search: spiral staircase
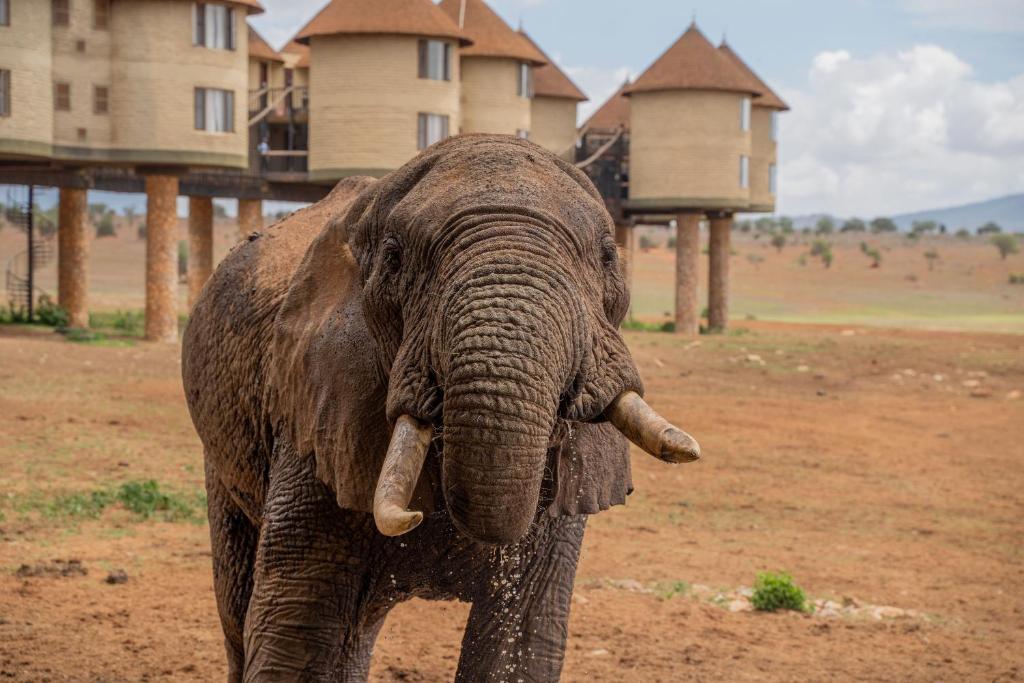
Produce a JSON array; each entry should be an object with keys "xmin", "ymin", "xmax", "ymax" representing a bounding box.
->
[{"xmin": 4, "ymin": 186, "xmax": 56, "ymax": 319}]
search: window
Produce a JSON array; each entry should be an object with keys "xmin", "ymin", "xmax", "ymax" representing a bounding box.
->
[
  {"xmin": 94, "ymin": 0, "xmax": 110, "ymax": 29},
  {"xmin": 769, "ymin": 163, "xmax": 778, "ymax": 195},
  {"xmin": 55, "ymin": 82, "xmax": 71, "ymax": 111},
  {"xmin": 53, "ymin": 0, "xmax": 70, "ymax": 26},
  {"xmin": 418, "ymin": 40, "xmax": 452, "ymax": 81},
  {"xmin": 417, "ymin": 113, "xmax": 449, "ymax": 150},
  {"xmin": 194, "ymin": 88, "xmax": 234, "ymax": 132},
  {"xmin": 0, "ymin": 70, "xmax": 10, "ymax": 117},
  {"xmin": 740, "ymin": 96, "xmax": 751, "ymax": 132},
  {"xmin": 77, "ymin": 127, "xmax": 87, "ymax": 141},
  {"xmin": 740, "ymin": 155, "xmax": 750, "ymax": 189},
  {"xmin": 517, "ymin": 62, "xmax": 533, "ymax": 98},
  {"xmin": 94, "ymin": 85, "xmax": 109, "ymax": 114},
  {"xmin": 0, "ymin": 0, "xmax": 9, "ymax": 26},
  {"xmin": 193, "ymin": 3, "xmax": 235, "ymax": 50},
  {"xmin": 770, "ymin": 111, "xmax": 779, "ymax": 142}
]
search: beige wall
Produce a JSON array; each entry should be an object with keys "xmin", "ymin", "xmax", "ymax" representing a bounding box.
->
[
  {"xmin": 629, "ymin": 90, "xmax": 752, "ymax": 210},
  {"xmin": 108, "ymin": 0, "xmax": 249, "ymax": 168},
  {"xmin": 0, "ymin": 0, "xmax": 53, "ymax": 159},
  {"xmin": 460, "ymin": 57, "xmax": 530, "ymax": 136},
  {"xmin": 309, "ymin": 34, "xmax": 460, "ymax": 181},
  {"xmin": 749, "ymin": 106, "xmax": 777, "ymax": 211},
  {"xmin": 51, "ymin": 0, "xmax": 113, "ymax": 149},
  {"xmin": 530, "ymin": 96, "xmax": 577, "ymax": 159}
]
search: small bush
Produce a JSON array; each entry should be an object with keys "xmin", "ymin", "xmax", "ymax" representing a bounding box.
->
[
  {"xmin": 666, "ymin": 236, "xmax": 677, "ymax": 249},
  {"xmin": 37, "ymin": 480, "xmax": 203, "ymax": 523},
  {"xmin": 992, "ymin": 234, "xmax": 1019, "ymax": 260},
  {"xmin": 1009, "ymin": 274, "xmax": 1024, "ymax": 285},
  {"xmin": 95, "ymin": 212, "xmax": 116, "ymax": 238},
  {"xmin": 638, "ymin": 234, "xmax": 655, "ymax": 251},
  {"xmin": 751, "ymin": 571, "xmax": 807, "ymax": 612},
  {"xmin": 90, "ymin": 309, "xmax": 144, "ymax": 335},
  {"xmin": 35, "ymin": 295, "xmax": 69, "ymax": 328}
]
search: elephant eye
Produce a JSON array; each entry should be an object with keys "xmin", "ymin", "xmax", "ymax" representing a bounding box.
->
[
  {"xmin": 381, "ymin": 238, "xmax": 402, "ymax": 276},
  {"xmin": 600, "ymin": 237, "xmax": 618, "ymax": 269}
]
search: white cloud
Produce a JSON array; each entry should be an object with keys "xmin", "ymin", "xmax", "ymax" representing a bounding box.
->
[
  {"xmin": 247, "ymin": 0, "xmax": 329, "ymax": 49},
  {"xmin": 901, "ymin": 0, "xmax": 1024, "ymax": 33},
  {"xmin": 779, "ymin": 44, "xmax": 1024, "ymax": 216},
  {"xmin": 563, "ymin": 65, "xmax": 633, "ymax": 124}
]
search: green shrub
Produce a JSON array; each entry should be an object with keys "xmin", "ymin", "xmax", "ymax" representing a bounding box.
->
[
  {"xmin": 751, "ymin": 571, "xmax": 807, "ymax": 612},
  {"xmin": 36, "ymin": 480, "xmax": 203, "ymax": 522},
  {"xmin": 95, "ymin": 212, "xmax": 116, "ymax": 238},
  {"xmin": 1009, "ymin": 274, "xmax": 1024, "ymax": 285},
  {"xmin": 992, "ymin": 234, "xmax": 1019, "ymax": 260},
  {"xmin": 35, "ymin": 294, "xmax": 69, "ymax": 328},
  {"xmin": 90, "ymin": 309, "xmax": 144, "ymax": 335}
]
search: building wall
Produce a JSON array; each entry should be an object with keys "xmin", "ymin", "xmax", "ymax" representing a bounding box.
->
[
  {"xmin": 749, "ymin": 106, "xmax": 777, "ymax": 212},
  {"xmin": 108, "ymin": 0, "xmax": 249, "ymax": 168},
  {"xmin": 51, "ymin": 0, "xmax": 112, "ymax": 150},
  {"xmin": 309, "ymin": 34, "xmax": 460, "ymax": 181},
  {"xmin": 460, "ymin": 57, "xmax": 530, "ymax": 136},
  {"xmin": 629, "ymin": 90, "xmax": 752, "ymax": 210},
  {"xmin": 0, "ymin": 0, "xmax": 54, "ymax": 159},
  {"xmin": 529, "ymin": 96, "xmax": 577, "ymax": 159}
]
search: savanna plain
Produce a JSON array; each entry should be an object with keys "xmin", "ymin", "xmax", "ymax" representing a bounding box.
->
[{"xmin": 1, "ymin": 219, "xmax": 1022, "ymax": 681}]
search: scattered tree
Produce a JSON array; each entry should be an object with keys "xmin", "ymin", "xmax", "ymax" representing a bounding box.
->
[
  {"xmin": 840, "ymin": 218, "xmax": 866, "ymax": 233},
  {"xmin": 923, "ymin": 248, "xmax": 939, "ymax": 271},
  {"xmin": 815, "ymin": 217, "xmax": 835, "ymax": 235},
  {"xmin": 955, "ymin": 228, "xmax": 971, "ymax": 239},
  {"xmin": 991, "ymin": 234, "xmax": 1019, "ymax": 260},
  {"xmin": 810, "ymin": 239, "xmax": 833, "ymax": 268},
  {"xmin": 736, "ymin": 220, "xmax": 753, "ymax": 233},
  {"xmin": 977, "ymin": 221, "xmax": 1003, "ymax": 235},
  {"xmin": 214, "ymin": 202, "xmax": 229, "ymax": 219},
  {"xmin": 755, "ymin": 216, "xmax": 776, "ymax": 233},
  {"xmin": 638, "ymin": 234, "xmax": 655, "ymax": 251},
  {"xmin": 860, "ymin": 241, "xmax": 882, "ymax": 268},
  {"xmin": 870, "ymin": 217, "xmax": 898, "ymax": 234},
  {"xmin": 777, "ymin": 216, "xmax": 795, "ymax": 234},
  {"xmin": 911, "ymin": 220, "xmax": 938, "ymax": 237},
  {"xmin": 177, "ymin": 240, "xmax": 188, "ymax": 281},
  {"xmin": 666, "ymin": 236, "xmax": 677, "ymax": 249},
  {"xmin": 770, "ymin": 233, "xmax": 787, "ymax": 253},
  {"xmin": 95, "ymin": 211, "xmax": 116, "ymax": 238}
]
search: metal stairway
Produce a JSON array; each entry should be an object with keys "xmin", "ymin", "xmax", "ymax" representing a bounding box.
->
[{"xmin": 4, "ymin": 186, "xmax": 56, "ymax": 319}]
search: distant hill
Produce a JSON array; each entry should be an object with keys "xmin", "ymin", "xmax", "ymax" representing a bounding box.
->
[
  {"xmin": 788, "ymin": 194, "xmax": 1023, "ymax": 233},
  {"xmin": 890, "ymin": 194, "xmax": 1023, "ymax": 233}
]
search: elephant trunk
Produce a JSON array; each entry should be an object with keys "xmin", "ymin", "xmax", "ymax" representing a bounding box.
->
[{"xmin": 439, "ymin": 261, "xmax": 576, "ymax": 545}]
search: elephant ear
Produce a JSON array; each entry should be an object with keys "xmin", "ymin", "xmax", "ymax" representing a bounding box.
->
[
  {"xmin": 546, "ymin": 421, "xmax": 633, "ymax": 517},
  {"xmin": 269, "ymin": 177, "xmax": 437, "ymax": 514}
]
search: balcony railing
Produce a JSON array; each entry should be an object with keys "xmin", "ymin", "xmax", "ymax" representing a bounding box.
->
[
  {"xmin": 248, "ymin": 86, "xmax": 309, "ymax": 125},
  {"xmin": 250, "ymin": 149, "xmax": 309, "ymax": 175}
]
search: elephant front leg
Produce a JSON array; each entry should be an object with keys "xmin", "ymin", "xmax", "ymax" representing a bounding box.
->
[
  {"xmin": 243, "ymin": 445, "xmax": 385, "ymax": 682},
  {"xmin": 455, "ymin": 515, "xmax": 587, "ymax": 683}
]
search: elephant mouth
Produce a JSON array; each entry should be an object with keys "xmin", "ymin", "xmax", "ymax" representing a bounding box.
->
[{"xmin": 371, "ymin": 392, "xmax": 700, "ymax": 541}]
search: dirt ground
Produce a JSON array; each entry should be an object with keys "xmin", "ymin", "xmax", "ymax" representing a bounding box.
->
[{"xmin": 1, "ymin": 320, "xmax": 1022, "ymax": 681}]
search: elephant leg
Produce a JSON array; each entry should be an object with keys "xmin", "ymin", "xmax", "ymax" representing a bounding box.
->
[
  {"xmin": 455, "ymin": 515, "xmax": 587, "ymax": 683},
  {"xmin": 206, "ymin": 461, "xmax": 259, "ymax": 683},
  {"xmin": 243, "ymin": 442, "xmax": 383, "ymax": 682}
]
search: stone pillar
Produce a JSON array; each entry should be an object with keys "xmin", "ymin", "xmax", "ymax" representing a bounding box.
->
[
  {"xmin": 237, "ymin": 198, "xmax": 262, "ymax": 240},
  {"xmin": 144, "ymin": 175, "xmax": 180, "ymax": 343},
  {"xmin": 614, "ymin": 222, "xmax": 634, "ymax": 293},
  {"xmin": 57, "ymin": 187, "xmax": 90, "ymax": 329},
  {"xmin": 708, "ymin": 213, "xmax": 733, "ymax": 333},
  {"xmin": 674, "ymin": 213, "xmax": 702, "ymax": 335},
  {"xmin": 187, "ymin": 197, "xmax": 214, "ymax": 308}
]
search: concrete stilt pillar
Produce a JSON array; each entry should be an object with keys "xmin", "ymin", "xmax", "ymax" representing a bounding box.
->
[
  {"xmin": 674, "ymin": 213, "xmax": 702, "ymax": 335},
  {"xmin": 237, "ymin": 198, "xmax": 262, "ymax": 240},
  {"xmin": 57, "ymin": 187, "xmax": 90, "ymax": 328},
  {"xmin": 708, "ymin": 213, "xmax": 733, "ymax": 333},
  {"xmin": 144, "ymin": 175, "xmax": 180, "ymax": 343},
  {"xmin": 187, "ymin": 197, "xmax": 214, "ymax": 308}
]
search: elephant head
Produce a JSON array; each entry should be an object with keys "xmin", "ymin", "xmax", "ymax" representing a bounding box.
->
[{"xmin": 272, "ymin": 135, "xmax": 698, "ymax": 545}]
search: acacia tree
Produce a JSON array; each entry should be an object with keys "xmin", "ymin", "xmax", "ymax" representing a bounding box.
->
[
  {"xmin": 770, "ymin": 233, "xmax": 787, "ymax": 253},
  {"xmin": 870, "ymin": 217, "xmax": 898, "ymax": 233},
  {"xmin": 991, "ymin": 234, "xmax": 1019, "ymax": 260}
]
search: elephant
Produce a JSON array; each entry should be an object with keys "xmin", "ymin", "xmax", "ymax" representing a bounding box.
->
[{"xmin": 181, "ymin": 134, "xmax": 700, "ymax": 682}]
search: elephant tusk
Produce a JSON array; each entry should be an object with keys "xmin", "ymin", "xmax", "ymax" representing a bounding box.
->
[
  {"xmin": 373, "ymin": 415, "xmax": 434, "ymax": 537},
  {"xmin": 604, "ymin": 391, "xmax": 701, "ymax": 464}
]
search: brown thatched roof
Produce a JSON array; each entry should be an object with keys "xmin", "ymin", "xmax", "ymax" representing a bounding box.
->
[
  {"xmin": 719, "ymin": 42, "xmax": 789, "ymax": 110},
  {"xmin": 438, "ymin": 0, "xmax": 546, "ymax": 65},
  {"xmin": 625, "ymin": 23, "xmax": 758, "ymax": 97},
  {"xmin": 581, "ymin": 80, "xmax": 631, "ymax": 132},
  {"xmin": 249, "ymin": 27, "xmax": 284, "ymax": 62},
  {"xmin": 281, "ymin": 39, "xmax": 311, "ymax": 68},
  {"xmin": 519, "ymin": 31, "xmax": 586, "ymax": 101},
  {"xmin": 296, "ymin": 0, "xmax": 471, "ymax": 45}
]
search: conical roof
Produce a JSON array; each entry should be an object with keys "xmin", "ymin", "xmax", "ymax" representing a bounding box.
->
[
  {"xmin": 249, "ymin": 27, "xmax": 284, "ymax": 62},
  {"xmin": 438, "ymin": 0, "xmax": 546, "ymax": 65},
  {"xmin": 624, "ymin": 23, "xmax": 758, "ymax": 97},
  {"xmin": 296, "ymin": 0, "xmax": 471, "ymax": 46},
  {"xmin": 719, "ymin": 42, "xmax": 789, "ymax": 110},
  {"xmin": 519, "ymin": 31, "xmax": 586, "ymax": 101},
  {"xmin": 281, "ymin": 38, "xmax": 310, "ymax": 68},
  {"xmin": 581, "ymin": 80, "xmax": 631, "ymax": 132}
]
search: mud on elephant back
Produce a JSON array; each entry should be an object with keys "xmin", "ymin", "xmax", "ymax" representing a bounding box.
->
[{"xmin": 181, "ymin": 134, "xmax": 701, "ymax": 682}]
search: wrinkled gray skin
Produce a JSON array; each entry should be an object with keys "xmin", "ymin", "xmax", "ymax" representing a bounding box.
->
[{"xmin": 182, "ymin": 135, "xmax": 646, "ymax": 682}]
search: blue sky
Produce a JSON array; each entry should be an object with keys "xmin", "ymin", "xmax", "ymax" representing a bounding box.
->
[{"xmin": 248, "ymin": 0, "xmax": 1024, "ymax": 217}]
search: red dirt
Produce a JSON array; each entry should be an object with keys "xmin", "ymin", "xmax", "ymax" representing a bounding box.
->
[{"xmin": 1, "ymin": 323, "xmax": 1022, "ymax": 681}]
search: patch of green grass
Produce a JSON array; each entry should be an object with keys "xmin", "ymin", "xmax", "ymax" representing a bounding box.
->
[
  {"xmin": 653, "ymin": 580, "xmax": 690, "ymax": 600},
  {"xmin": 16, "ymin": 480, "xmax": 205, "ymax": 524},
  {"xmin": 89, "ymin": 310, "xmax": 145, "ymax": 336},
  {"xmin": 63, "ymin": 328, "xmax": 135, "ymax": 347},
  {"xmin": 621, "ymin": 318, "xmax": 676, "ymax": 333},
  {"xmin": 751, "ymin": 571, "xmax": 808, "ymax": 613}
]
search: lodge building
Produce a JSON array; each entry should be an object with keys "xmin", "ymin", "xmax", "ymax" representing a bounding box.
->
[{"xmin": 0, "ymin": 1, "xmax": 783, "ymax": 338}]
